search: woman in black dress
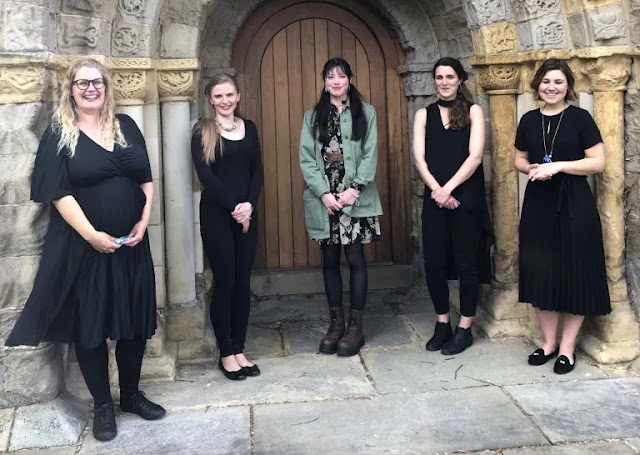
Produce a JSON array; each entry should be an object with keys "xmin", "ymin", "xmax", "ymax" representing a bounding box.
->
[
  {"xmin": 413, "ymin": 57, "xmax": 492, "ymax": 355},
  {"xmin": 6, "ymin": 58, "xmax": 165, "ymax": 441},
  {"xmin": 515, "ymin": 59, "xmax": 610, "ymax": 374},
  {"xmin": 191, "ymin": 74, "xmax": 263, "ymax": 381}
]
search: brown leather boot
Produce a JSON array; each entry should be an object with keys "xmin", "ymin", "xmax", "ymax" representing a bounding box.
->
[
  {"xmin": 336, "ymin": 309, "xmax": 365, "ymax": 356},
  {"xmin": 318, "ymin": 306, "xmax": 345, "ymax": 354}
]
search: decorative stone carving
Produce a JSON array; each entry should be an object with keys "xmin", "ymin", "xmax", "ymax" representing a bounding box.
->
[
  {"xmin": 535, "ymin": 20, "xmax": 564, "ymax": 46},
  {"xmin": 157, "ymin": 71, "xmax": 195, "ymax": 101},
  {"xmin": 476, "ymin": 22, "xmax": 517, "ymax": 55},
  {"xmin": 469, "ymin": 0, "xmax": 510, "ymax": 27},
  {"xmin": 0, "ymin": 66, "xmax": 54, "ymax": 104},
  {"xmin": 112, "ymin": 23, "xmax": 152, "ymax": 57},
  {"xmin": 581, "ymin": 56, "xmax": 632, "ymax": 92},
  {"xmin": 477, "ymin": 65, "xmax": 521, "ymax": 93},
  {"xmin": 119, "ymin": 0, "xmax": 146, "ymax": 17},
  {"xmin": 3, "ymin": 5, "xmax": 56, "ymax": 52},
  {"xmin": 590, "ymin": 9, "xmax": 627, "ymax": 41},
  {"xmin": 58, "ymin": 16, "xmax": 110, "ymax": 54},
  {"xmin": 117, "ymin": 0, "xmax": 162, "ymax": 25},
  {"xmin": 398, "ymin": 64, "xmax": 436, "ymax": 96},
  {"xmin": 112, "ymin": 70, "xmax": 147, "ymax": 104},
  {"xmin": 63, "ymin": 0, "xmax": 104, "ymax": 13},
  {"xmin": 513, "ymin": 0, "xmax": 561, "ymax": 21}
]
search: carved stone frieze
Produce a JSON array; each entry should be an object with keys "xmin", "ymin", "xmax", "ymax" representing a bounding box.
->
[
  {"xmin": 157, "ymin": 71, "xmax": 195, "ymax": 101},
  {"xmin": 590, "ymin": 9, "xmax": 627, "ymax": 42},
  {"xmin": 476, "ymin": 64, "xmax": 521, "ymax": 93},
  {"xmin": 0, "ymin": 66, "xmax": 52, "ymax": 104},
  {"xmin": 119, "ymin": 0, "xmax": 146, "ymax": 17},
  {"xmin": 398, "ymin": 64, "xmax": 436, "ymax": 96},
  {"xmin": 112, "ymin": 70, "xmax": 147, "ymax": 105},
  {"xmin": 535, "ymin": 20, "xmax": 565, "ymax": 46},
  {"xmin": 112, "ymin": 22, "xmax": 152, "ymax": 57},
  {"xmin": 513, "ymin": 0, "xmax": 561, "ymax": 22},
  {"xmin": 475, "ymin": 22, "xmax": 517, "ymax": 55},
  {"xmin": 468, "ymin": 0, "xmax": 510, "ymax": 27},
  {"xmin": 117, "ymin": 0, "xmax": 162, "ymax": 25},
  {"xmin": 58, "ymin": 16, "xmax": 110, "ymax": 54},
  {"xmin": 580, "ymin": 55, "xmax": 632, "ymax": 91}
]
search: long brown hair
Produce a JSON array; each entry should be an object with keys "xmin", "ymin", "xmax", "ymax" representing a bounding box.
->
[
  {"xmin": 194, "ymin": 74, "xmax": 240, "ymax": 164},
  {"xmin": 432, "ymin": 57, "xmax": 471, "ymax": 130},
  {"xmin": 54, "ymin": 58, "xmax": 126, "ymax": 157}
]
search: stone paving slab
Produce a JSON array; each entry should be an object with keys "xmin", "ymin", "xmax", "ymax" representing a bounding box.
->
[
  {"xmin": 139, "ymin": 354, "xmax": 374, "ymax": 410},
  {"xmin": 627, "ymin": 438, "xmax": 640, "ymax": 452},
  {"xmin": 244, "ymin": 324, "xmax": 283, "ymax": 358},
  {"xmin": 8, "ymin": 447, "xmax": 77, "ymax": 455},
  {"xmin": 249, "ymin": 295, "xmax": 326, "ymax": 325},
  {"xmin": 0, "ymin": 408, "xmax": 14, "ymax": 452},
  {"xmin": 505, "ymin": 378, "xmax": 640, "ymax": 443},
  {"xmin": 253, "ymin": 386, "xmax": 547, "ymax": 455},
  {"xmin": 78, "ymin": 407, "xmax": 250, "ymax": 455},
  {"xmin": 362, "ymin": 339, "xmax": 607, "ymax": 394},
  {"xmin": 502, "ymin": 441, "xmax": 637, "ymax": 454}
]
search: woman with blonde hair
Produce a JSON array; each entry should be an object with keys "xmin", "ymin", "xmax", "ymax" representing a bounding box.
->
[
  {"xmin": 6, "ymin": 58, "xmax": 165, "ymax": 441},
  {"xmin": 191, "ymin": 74, "xmax": 263, "ymax": 380}
]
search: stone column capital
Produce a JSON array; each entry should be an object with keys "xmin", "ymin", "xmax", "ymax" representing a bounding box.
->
[
  {"xmin": 398, "ymin": 64, "xmax": 436, "ymax": 97},
  {"xmin": 475, "ymin": 64, "xmax": 521, "ymax": 95},
  {"xmin": 0, "ymin": 63, "xmax": 55, "ymax": 104},
  {"xmin": 112, "ymin": 70, "xmax": 148, "ymax": 106},
  {"xmin": 579, "ymin": 55, "xmax": 632, "ymax": 92},
  {"xmin": 157, "ymin": 70, "xmax": 197, "ymax": 102}
]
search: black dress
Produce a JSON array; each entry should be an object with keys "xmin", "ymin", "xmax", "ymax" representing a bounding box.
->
[
  {"xmin": 6, "ymin": 114, "xmax": 157, "ymax": 349},
  {"xmin": 516, "ymin": 105, "xmax": 611, "ymax": 315}
]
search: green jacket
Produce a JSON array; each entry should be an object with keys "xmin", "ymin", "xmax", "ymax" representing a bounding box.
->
[{"xmin": 299, "ymin": 100, "xmax": 383, "ymax": 240}]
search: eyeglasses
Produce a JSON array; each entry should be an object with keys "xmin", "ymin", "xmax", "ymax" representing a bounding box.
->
[{"xmin": 72, "ymin": 78, "xmax": 105, "ymax": 90}]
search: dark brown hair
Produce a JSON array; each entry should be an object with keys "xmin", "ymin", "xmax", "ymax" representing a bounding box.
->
[
  {"xmin": 432, "ymin": 57, "xmax": 471, "ymax": 130},
  {"xmin": 530, "ymin": 58, "xmax": 577, "ymax": 101}
]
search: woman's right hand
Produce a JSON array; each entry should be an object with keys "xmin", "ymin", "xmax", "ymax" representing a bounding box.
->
[
  {"xmin": 443, "ymin": 196, "xmax": 460, "ymax": 210},
  {"xmin": 321, "ymin": 193, "xmax": 343, "ymax": 215},
  {"xmin": 88, "ymin": 231, "xmax": 121, "ymax": 254}
]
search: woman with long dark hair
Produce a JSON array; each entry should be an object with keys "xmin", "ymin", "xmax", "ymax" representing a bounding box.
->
[
  {"xmin": 191, "ymin": 74, "xmax": 264, "ymax": 380},
  {"xmin": 515, "ymin": 59, "xmax": 610, "ymax": 374},
  {"xmin": 300, "ymin": 58, "xmax": 382, "ymax": 357},
  {"xmin": 413, "ymin": 57, "xmax": 493, "ymax": 355}
]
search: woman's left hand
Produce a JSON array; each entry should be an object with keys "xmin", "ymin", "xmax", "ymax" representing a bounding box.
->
[
  {"xmin": 431, "ymin": 187, "xmax": 452, "ymax": 208},
  {"xmin": 122, "ymin": 220, "xmax": 148, "ymax": 247},
  {"xmin": 529, "ymin": 162, "xmax": 562, "ymax": 181},
  {"xmin": 232, "ymin": 202, "xmax": 253, "ymax": 224},
  {"xmin": 336, "ymin": 188, "xmax": 359, "ymax": 206}
]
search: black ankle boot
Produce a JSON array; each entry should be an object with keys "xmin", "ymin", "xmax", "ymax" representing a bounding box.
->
[
  {"xmin": 319, "ymin": 306, "xmax": 345, "ymax": 354},
  {"xmin": 441, "ymin": 326, "xmax": 473, "ymax": 355},
  {"xmin": 120, "ymin": 391, "xmax": 166, "ymax": 420},
  {"xmin": 425, "ymin": 321, "xmax": 452, "ymax": 351},
  {"xmin": 93, "ymin": 402, "xmax": 117, "ymax": 441},
  {"xmin": 336, "ymin": 309, "xmax": 365, "ymax": 356}
]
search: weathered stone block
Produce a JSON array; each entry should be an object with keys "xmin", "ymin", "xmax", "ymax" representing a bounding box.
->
[
  {"xmin": 0, "ymin": 155, "xmax": 34, "ymax": 205},
  {"xmin": 567, "ymin": 12, "xmax": 590, "ymax": 48},
  {"xmin": 0, "ymin": 407, "xmax": 14, "ymax": 452},
  {"xmin": 111, "ymin": 21, "xmax": 153, "ymax": 57},
  {"xmin": 177, "ymin": 335, "xmax": 216, "ymax": 362},
  {"xmin": 0, "ymin": 344, "xmax": 63, "ymax": 407},
  {"xmin": 512, "ymin": 0, "xmax": 562, "ymax": 22},
  {"xmin": 149, "ymin": 178, "xmax": 162, "ymax": 225},
  {"xmin": 0, "ymin": 103, "xmax": 53, "ymax": 156},
  {"xmin": 57, "ymin": 14, "xmax": 111, "ymax": 55},
  {"xmin": 586, "ymin": 4, "xmax": 629, "ymax": 46},
  {"xmin": 154, "ymin": 264, "xmax": 166, "ymax": 309},
  {"xmin": 161, "ymin": 23, "xmax": 199, "ymax": 59},
  {"xmin": 61, "ymin": 0, "xmax": 116, "ymax": 22},
  {"xmin": 166, "ymin": 300, "xmax": 205, "ymax": 341},
  {"xmin": 519, "ymin": 17, "xmax": 567, "ymax": 50},
  {"xmin": 130, "ymin": 0, "xmax": 180, "ymax": 25},
  {"xmin": 629, "ymin": 9, "xmax": 640, "ymax": 44},
  {"xmin": 465, "ymin": 0, "xmax": 512, "ymax": 27},
  {"xmin": 2, "ymin": 3, "xmax": 56, "ymax": 52},
  {"xmin": 147, "ymin": 223, "xmax": 164, "ymax": 267},
  {"xmin": 0, "ymin": 204, "xmax": 49, "ymax": 257}
]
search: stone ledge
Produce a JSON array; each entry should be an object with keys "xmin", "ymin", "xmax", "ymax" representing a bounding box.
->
[{"xmin": 470, "ymin": 45, "xmax": 640, "ymax": 65}]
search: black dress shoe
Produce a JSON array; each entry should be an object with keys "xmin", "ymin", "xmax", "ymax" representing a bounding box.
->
[
  {"xmin": 93, "ymin": 403, "xmax": 117, "ymax": 441},
  {"xmin": 425, "ymin": 321, "xmax": 452, "ymax": 351},
  {"xmin": 120, "ymin": 391, "xmax": 166, "ymax": 420},
  {"xmin": 553, "ymin": 355, "xmax": 575, "ymax": 374},
  {"xmin": 241, "ymin": 364, "xmax": 261, "ymax": 377},
  {"xmin": 440, "ymin": 326, "xmax": 473, "ymax": 355},
  {"xmin": 218, "ymin": 358, "xmax": 246, "ymax": 381},
  {"xmin": 528, "ymin": 347, "xmax": 559, "ymax": 366}
]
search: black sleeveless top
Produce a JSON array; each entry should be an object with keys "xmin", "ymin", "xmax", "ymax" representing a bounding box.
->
[{"xmin": 424, "ymin": 102, "xmax": 493, "ymax": 283}]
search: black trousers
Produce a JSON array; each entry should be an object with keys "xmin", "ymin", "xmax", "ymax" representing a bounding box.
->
[
  {"xmin": 422, "ymin": 199, "xmax": 481, "ymax": 317},
  {"xmin": 201, "ymin": 203, "xmax": 257, "ymax": 357},
  {"xmin": 75, "ymin": 339, "xmax": 146, "ymax": 408}
]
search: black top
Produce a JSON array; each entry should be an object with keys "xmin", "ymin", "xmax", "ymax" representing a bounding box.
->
[
  {"xmin": 7, "ymin": 114, "xmax": 157, "ymax": 348},
  {"xmin": 191, "ymin": 119, "xmax": 263, "ymax": 211}
]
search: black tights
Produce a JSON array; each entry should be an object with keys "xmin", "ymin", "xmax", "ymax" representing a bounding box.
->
[
  {"xmin": 321, "ymin": 243, "xmax": 368, "ymax": 310},
  {"xmin": 75, "ymin": 339, "xmax": 146, "ymax": 408}
]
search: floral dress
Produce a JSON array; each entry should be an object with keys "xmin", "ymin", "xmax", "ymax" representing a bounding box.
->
[{"xmin": 317, "ymin": 105, "xmax": 381, "ymax": 245}]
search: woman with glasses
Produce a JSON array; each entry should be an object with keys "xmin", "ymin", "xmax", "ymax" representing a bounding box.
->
[{"xmin": 6, "ymin": 58, "xmax": 165, "ymax": 441}]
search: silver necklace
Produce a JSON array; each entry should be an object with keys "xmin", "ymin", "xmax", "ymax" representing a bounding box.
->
[
  {"xmin": 215, "ymin": 116, "xmax": 237, "ymax": 132},
  {"xmin": 541, "ymin": 108, "xmax": 565, "ymax": 163}
]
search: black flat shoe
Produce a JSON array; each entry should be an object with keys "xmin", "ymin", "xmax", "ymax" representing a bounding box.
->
[
  {"xmin": 440, "ymin": 326, "xmax": 472, "ymax": 355},
  {"xmin": 554, "ymin": 355, "xmax": 575, "ymax": 374},
  {"xmin": 425, "ymin": 321, "xmax": 452, "ymax": 351},
  {"xmin": 120, "ymin": 391, "xmax": 166, "ymax": 420},
  {"xmin": 528, "ymin": 347, "xmax": 559, "ymax": 366},
  {"xmin": 218, "ymin": 358, "xmax": 246, "ymax": 381},
  {"xmin": 241, "ymin": 364, "xmax": 261, "ymax": 377},
  {"xmin": 93, "ymin": 403, "xmax": 117, "ymax": 442}
]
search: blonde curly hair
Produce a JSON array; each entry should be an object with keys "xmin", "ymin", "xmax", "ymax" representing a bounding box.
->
[{"xmin": 54, "ymin": 58, "xmax": 127, "ymax": 157}]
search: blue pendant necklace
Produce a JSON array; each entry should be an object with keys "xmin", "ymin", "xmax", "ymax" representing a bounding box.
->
[{"xmin": 541, "ymin": 108, "xmax": 565, "ymax": 163}]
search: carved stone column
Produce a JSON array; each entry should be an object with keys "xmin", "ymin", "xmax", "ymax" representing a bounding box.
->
[
  {"xmin": 579, "ymin": 56, "xmax": 640, "ymax": 363},
  {"xmin": 474, "ymin": 64, "xmax": 528, "ymax": 337},
  {"xmin": 157, "ymin": 62, "xmax": 205, "ymax": 348}
]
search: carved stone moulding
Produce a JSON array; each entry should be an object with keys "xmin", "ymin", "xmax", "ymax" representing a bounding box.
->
[
  {"xmin": 398, "ymin": 63, "xmax": 436, "ymax": 97},
  {"xmin": 476, "ymin": 64, "xmax": 521, "ymax": 94},
  {"xmin": 157, "ymin": 70, "xmax": 196, "ymax": 102},
  {"xmin": 472, "ymin": 22, "xmax": 518, "ymax": 56},
  {"xmin": 579, "ymin": 55, "xmax": 632, "ymax": 91},
  {"xmin": 112, "ymin": 70, "xmax": 147, "ymax": 105},
  {"xmin": 0, "ymin": 65, "xmax": 55, "ymax": 104}
]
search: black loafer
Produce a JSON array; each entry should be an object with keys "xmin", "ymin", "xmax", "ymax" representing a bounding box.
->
[
  {"xmin": 528, "ymin": 347, "xmax": 559, "ymax": 366},
  {"xmin": 553, "ymin": 355, "xmax": 575, "ymax": 374},
  {"xmin": 218, "ymin": 358, "xmax": 246, "ymax": 381},
  {"xmin": 93, "ymin": 403, "xmax": 117, "ymax": 441},
  {"xmin": 120, "ymin": 391, "xmax": 166, "ymax": 420},
  {"xmin": 241, "ymin": 364, "xmax": 261, "ymax": 377}
]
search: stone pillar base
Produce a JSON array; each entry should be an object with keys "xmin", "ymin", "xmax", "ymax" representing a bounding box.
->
[{"xmin": 579, "ymin": 334, "xmax": 640, "ymax": 364}]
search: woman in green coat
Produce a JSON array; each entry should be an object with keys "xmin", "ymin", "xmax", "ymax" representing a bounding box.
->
[{"xmin": 299, "ymin": 58, "xmax": 383, "ymax": 357}]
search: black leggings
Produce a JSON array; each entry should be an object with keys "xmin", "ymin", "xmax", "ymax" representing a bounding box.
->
[
  {"xmin": 422, "ymin": 200, "xmax": 482, "ymax": 317},
  {"xmin": 201, "ymin": 204, "xmax": 257, "ymax": 357},
  {"xmin": 321, "ymin": 243, "xmax": 367, "ymax": 311},
  {"xmin": 75, "ymin": 339, "xmax": 146, "ymax": 408}
]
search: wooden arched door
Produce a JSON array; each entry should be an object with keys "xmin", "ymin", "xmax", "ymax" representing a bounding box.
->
[{"xmin": 232, "ymin": 0, "xmax": 410, "ymax": 270}]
